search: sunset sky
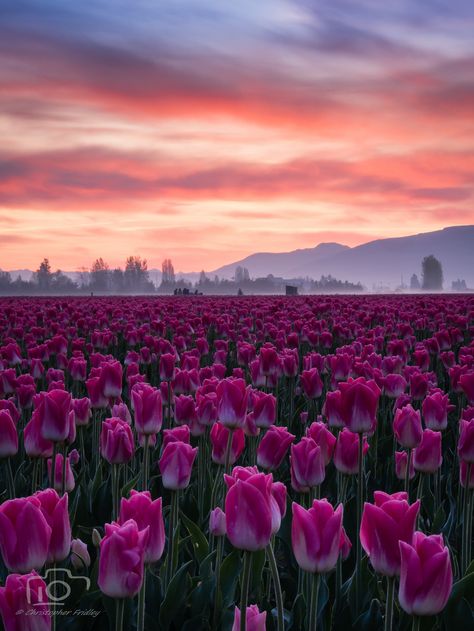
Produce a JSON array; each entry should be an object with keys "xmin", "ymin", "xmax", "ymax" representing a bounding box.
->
[{"xmin": 1, "ymin": 0, "xmax": 473, "ymax": 272}]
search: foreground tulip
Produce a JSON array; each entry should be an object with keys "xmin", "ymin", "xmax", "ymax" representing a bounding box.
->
[
  {"xmin": 399, "ymin": 532, "xmax": 452, "ymax": 616},
  {"xmin": 0, "ymin": 571, "xmax": 50, "ymax": 631},
  {"xmin": 232, "ymin": 604, "xmax": 267, "ymax": 631},
  {"xmin": 257, "ymin": 425, "xmax": 295, "ymax": 470},
  {"xmin": 0, "ymin": 497, "xmax": 52, "ymax": 572},
  {"xmin": 216, "ymin": 378, "xmax": 248, "ymax": 429},
  {"xmin": 413, "ymin": 429, "xmax": 442, "ymax": 473},
  {"xmin": 0, "ymin": 410, "xmax": 18, "ymax": 458},
  {"xmin": 333, "ymin": 429, "xmax": 369, "ymax": 475},
  {"xmin": 40, "ymin": 389, "xmax": 72, "ymax": 443},
  {"xmin": 292, "ymin": 499, "xmax": 343, "ymax": 573},
  {"xmin": 100, "ymin": 417, "xmax": 134, "ymax": 464},
  {"xmin": 159, "ymin": 441, "xmax": 197, "ymax": 490},
  {"xmin": 422, "ymin": 391, "xmax": 454, "ymax": 431},
  {"xmin": 290, "ymin": 438, "xmax": 325, "ymax": 492},
  {"xmin": 71, "ymin": 538, "xmax": 91, "ymax": 570},
  {"xmin": 292, "ymin": 499, "xmax": 343, "ymax": 631},
  {"xmin": 393, "ymin": 405, "xmax": 423, "ymax": 449},
  {"xmin": 119, "ymin": 491, "xmax": 165, "ymax": 563},
  {"xmin": 98, "ymin": 519, "xmax": 149, "ymax": 598},
  {"xmin": 360, "ymin": 491, "xmax": 420, "ymax": 576},
  {"xmin": 35, "ymin": 489, "xmax": 71, "ymax": 562},
  {"xmin": 339, "ymin": 377, "xmax": 380, "ymax": 434},
  {"xmin": 211, "ymin": 422, "xmax": 245, "ymax": 466},
  {"xmin": 225, "ymin": 475, "xmax": 272, "ymax": 551}
]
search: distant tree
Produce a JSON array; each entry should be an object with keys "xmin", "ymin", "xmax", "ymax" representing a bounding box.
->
[
  {"xmin": 90, "ymin": 258, "xmax": 110, "ymax": 291},
  {"xmin": 162, "ymin": 259, "xmax": 175, "ymax": 285},
  {"xmin": 410, "ymin": 273, "xmax": 421, "ymax": 290},
  {"xmin": 421, "ymin": 255, "xmax": 443, "ymax": 290},
  {"xmin": 51, "ymin": 270, "xmax": 77, "ymax": 292},
  {"xmin": 0, "ymin": 271, "xmax": 12, "ymax": 291},
  {"xmin": 124, "ymin": 256, "xmax": 150, "ymax": 291},
  {"xmin": 111, "ymin": 268, "xmax": 125, "ymax": 292},
  {"xmin": 35, "ymin": 258, "xmax": 52, "ymax": 290},
  {"xmin": 235, "ymin": 266, "xmax": 250, "ymax": 284},
  {"xmin": 77, "ymin": 266, "xmax": 90, "ymax": 288},
  {"xmin": 198, "ymin": 270, "xmax": 208, "ymax": 285},
  {"xmin": 452, "ymin": 279, "xmax": 467, "ymax": 291}
]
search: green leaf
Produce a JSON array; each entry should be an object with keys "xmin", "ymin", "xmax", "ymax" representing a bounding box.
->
[
  {"xmin": 220, "ymin": 549, "xmax": 242, "ymax": 608},
  {"xmin": 159, "ymin": 560, "xmax": 193, "ymax": 630},
  {"xmin": 181, "ymin": 512, "xmax": 209, "ymax": 564}
]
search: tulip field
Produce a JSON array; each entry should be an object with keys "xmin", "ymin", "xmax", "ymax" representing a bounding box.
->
[{"xmin": 1, "ymin": 294, "xmax": 474, "ymax": 631}]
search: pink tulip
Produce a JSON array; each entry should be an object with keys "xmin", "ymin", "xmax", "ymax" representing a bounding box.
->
[
  {"xmin": 290, "ymin": 438, "xmax": 325, "ymax": 492},
  {"xmin": 300, "ymin": 368, "xmax": 323, "ymax": 399},
  {"xmin": 413, "ymin": 429, "xmax": 442, "ymax": 473},
  {"xmin": 224, "ymin": 471, "xmax": 272, "ymax": 551},
  {"xmin": 131, "ymin": 384, "xmax": 162, "ymax": 435},
  {"xmin": 399, "ymin": 532, "xmax": 452, "ymax": 616},
  {"xmin": 0, "ymin": 497, "xmax": 52, "ymax": 572},
  {"xmin": 160, "ymin": 353, "xmax": 176, "ymax": 381},
  {"xmin": 111, "ymin": 401, "xmax": 132, "ymax": 424},
  {"xmin": 291, "ymin": 499, "xmax": 343, "ymax": 573},
  {"xmin": 159, "ymin": 441, "xmax": 197, "ymax": 490},
  {"xmin": 24, "ymin": 408, "xmax": 53, "ymax": 458},
  {"xmin": 360, "ymin": 491, "xmax": 420, "ymax": 576},
  {"xmin": 162, "ymin": 425, "xmax": 191, "ymax": 448},
  {"xmin": 216, "ymin": 378, "xmax": 248, "ymax": 429},
  {"xmin": 339, "ymin": 527, "xmax": 352, "ymax": 560},
  {"xmin": 393, "ymin": 405, "xmax": 423, "ymax": 449},
  {"xmin": 395, "ymin": 451, "xmax": 415, "ymax": 481},
  {"xmin": 251, "ymin": 391, "xmax": 276, "ymax": 429},
  {"xmin": 100, "ymin": 360, "xmax": 122, "ymax": 399},
  {"xmin": 210, "ymin": 422, "xmax": 245, "ymax": 466},
  {"xmin": 322, "ymin": 390, "xmax": 344, "ymax": 428},
  {"xmin": 257, "ymin": 426, "xmax": 295, "ymax": 470},
  {"xmin": 0, "ymin": 410, "xmax": 18, "ymax": 458},
  {"xmin": 100, "ymin": 417, "xmax": 134, "ymax": 464},
  {"xmin": 72, "ymin": 397, "xmax": 91, "ymax": 426},
  {"xmin": 458, "ymin": 418, "xmax": 474, "ymax": 463},
  {"xmin": 34, "ymin": 489, "xmax": 71, "ymax": 563},
  {"xmin": 71, "ymin": 538, "xmax": 91, "ymax": 570},
  {"xmin": 0, "ymin": 571, "xmax": 51, "ymax": 631},
  {"xmin": 339, "ymin": 377, "xmax": 380, "ymax": 433},
  {"xmin": 98, "ymin": 519, "xmax": 149, "ymax": 598},
  {"xmin": 40, "ymin": 389, "xmax": 72, "ymax": 442},
  {"xmin": 333, "ymin": 428, "xmax": 369, "ymax": 475},
  {"xmin": 210, "ymin": 507, "xmax": 227, "ymax": 537},
  {"xmin": 232, "ymin": 604, "xmax": 267, "ymax": 631},
  {"xmin": 174, "ymin": 394, "xmax": 197, "ymax": 426},
  {"xmin": 460, "ymin": 372, "xmax": 474, "ymax": 404},
  {"xmin": 47, "ymin": 452, "xmax": 76, "ymax": 493},
  {"xmin": 306, "ymin": 421, "xmax": 336, "ymax": 465},
  {"xmin": 119, "ymin": 491, "xmax": 165, "ymax": 563},
  {"xmin": 460, "ymin": 460, "xmax": 474, "ymax": 489},
  {"xmin": 383, "ymin": 374, "xmax": 407, "ymax": 398},
  {"xmin": 422, "ymin": 392, "xmax": 454, "ymax": 431},
  {"xmin": 195, "ymin": 392, "xmax": 218, "ymax": 426}
]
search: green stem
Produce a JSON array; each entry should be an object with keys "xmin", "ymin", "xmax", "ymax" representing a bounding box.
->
[
  {"xmin": 405, "ymin": 448, "xmax": 411, "ymax": 498},
  {"xmin": 5, "ymin": 458, "xmax": 15, "ymax": 499},
  {"xmin": 115, "ymin": 598, "xmax": 125, "ymax": 631},
  {"xmin": 412, "ymin": 615, "xmax": 421, "ymax": 631},
  {"xmin": 50, "ymin": 442, "xmax": 58, "ymax": 488},
  {"xmin": 112, "ymin": 464, "xmax": 120, "ymax": 521},
  {"xmin": 384, "ymin": 576, "xmax": 395, "ymax": 631},
  {"xmin": 60, "ymin": 444, "xmax": 67, "ymax": 496},
  {"xmin": 266, "ymin": 542, "xmax": 284, "ymax": 631},
  {"xmin": 462, "ymin": 464, "xmax": 472, "ymax": 574},
  {"xmin": 166, "ymin": 491, "xmax": 179, "ymax": 586},
  {"xmin": 142, "ymin": 435, "xmax": 150, "ymax": 491},
  {"xmin": 224, "ymin": 428, "xmax": 234, "ymax": 475},
  {"xmin": 137, "ymin": 566, "xmax": 147, "ymax": 631},
  {"xmin": 213, "ymin": 537, "xmax": 224, "ymax": 630},
  {"xmin": 308, "ymin": 572, "xmax": 320, "ymax": 631},
  {"xmin": 356, "ymin": 432, "xmax": 364, "ymax": 610},
  {"xmin": 240, "ymin": 551, "xmax": 252, "ymax": 631}
]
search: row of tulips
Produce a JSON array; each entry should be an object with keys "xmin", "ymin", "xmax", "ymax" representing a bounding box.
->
[{"xmin": 0, "ymin": 294, "xmax": 473, "ymax": 630}]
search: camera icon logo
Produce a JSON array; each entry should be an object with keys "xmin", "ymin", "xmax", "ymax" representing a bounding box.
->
[{"xmin": 26, "ymin": 569, "xmax": 90, "ymax": 606}]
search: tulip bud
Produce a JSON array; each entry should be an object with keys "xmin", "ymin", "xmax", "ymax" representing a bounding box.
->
[
  {"xmin": 232, "ymin": 604, "xmax": 267, "ymax": 631},
  {"xmin": 393, "ymin": 404, "xmax": 423, "ymax": 449},
  {"xmin": 209, "ymin": 507, "xmax": 226, "ymax": 537},
  {"xmin": 290, "ymin": 438, "xmax": 325, "ymax": 492},
  {"xmin": 71, "ymin": 538, "xmax": 91, "ymax": 570},
  {"xmin": 159, "ymin": 441, "xmax": 197, "ymax": 490},
  {"xmin": 395, "ymin": 451, "xmax": 415, "ymax": 481},
  {"xmin": 100, "ymin": 417, "xmax": 134, "ymax": 464},
  {"xmin": 119, "ymin": 491, "xmax": 165, "ymax": 564}
]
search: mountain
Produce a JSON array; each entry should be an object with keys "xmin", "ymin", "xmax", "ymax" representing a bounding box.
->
[
  {"xmin": 210, "ymin": 242, "xmax": 350, "ymax": 279},
  {"xmin": 211, "ymin": 225, "xmax": 474, "ymax": 289}
]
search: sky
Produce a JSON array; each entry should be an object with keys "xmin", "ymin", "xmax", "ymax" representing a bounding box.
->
[{"xmin": 1, "ymin": 0, "xmax": 474, "ymax": 272}]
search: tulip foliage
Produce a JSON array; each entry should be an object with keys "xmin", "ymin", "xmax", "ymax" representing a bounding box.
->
[{"xmin": 0, "ymin": 294, "xmax": 473, "ymax": 631}]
